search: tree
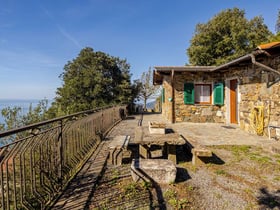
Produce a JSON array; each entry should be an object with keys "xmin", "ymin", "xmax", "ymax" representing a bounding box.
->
[
  {"xmin": 138, "ymin": 68, "xmax": 160, "ymax": 111},
  {"xmin": 270, "ymin": 9, "xmax": 280, "ymax": 42},
  {"xmin": 187, "ymin": 8, "xmax": 272, "ymax": 66},
  {"xmin": 276, "ymin": 9, "xmax": 280, "ymax": 33},
  {"xmin": 49, "ymin": 47, "xmax": 135, "ymax": 115}
]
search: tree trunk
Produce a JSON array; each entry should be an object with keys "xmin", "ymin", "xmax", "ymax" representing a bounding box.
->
[{"xmin": 144, "ymin": 97, "xmax": 147, "ymax": 111}]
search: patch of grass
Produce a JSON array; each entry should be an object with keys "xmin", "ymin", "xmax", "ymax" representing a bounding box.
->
[
  {"xmin": 109, "ymin": 169, "xmax": 120, "ymax": 185},
  {"xmin": 189, "ymin": 164, "xmax": 198, "ymax": 172},
  {"xmin": 249, "ymin": 154, "xmax": 272, "ymax": 164},
  {"xmin": 164, "ymin": 189, "xmax": 177, "ymax": 199},
  {"xmin": 141, "ymin": 181, "xmax": 152, "ymax": 190},
  {"xmin": 274, "ymin": 176, "xmax": 280, "ymax": 181},
  {"xmin": 231, "ymin": 145, "xmax": 251, "ymax": 156},
  {"xmin": 214, "ymin": 192, "xmax": 222, "ymax": 199},
  {"xmin": 273, "ymin": 154, "xmax": 280, "ymax": 159},
  {"xmin": 215, "ymin": 169, "xmax": 227, "ymax": 175},
  {"xmin": 123, "ymin": 182, "xmax": 139, "ymax": 198},
  {"xmin": 186, "ymin": 185, "xmax": 194, "ymax": 192},
  {"xmin": 244, "ymin": 188, "xmax": 253, "ymax": 195},
  {"xmin": 163, "ymin": 189, "xmax": 190, "ymax": 210}
]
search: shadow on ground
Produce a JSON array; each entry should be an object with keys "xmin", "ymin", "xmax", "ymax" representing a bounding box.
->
[{"xmin": 257, "ymin": 187, "xmax": 280, "ymax": 209}]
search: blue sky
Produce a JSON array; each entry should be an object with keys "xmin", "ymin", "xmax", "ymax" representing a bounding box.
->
[{"xmin": 0, "ymin": 0, "xmax": 278, "ymax": 100}]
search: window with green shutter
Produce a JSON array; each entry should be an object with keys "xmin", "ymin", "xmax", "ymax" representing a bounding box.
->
[
  {"xmin": 162, "ymin": 88, "xmax": 165, "ymax": 103},
  {"xmin": 184, "ymin": 83, "xmax": 194, "ymax": 104},
  {"xmin": 213, "ymin": 82, "xmax": 224, "ymax": 105}
]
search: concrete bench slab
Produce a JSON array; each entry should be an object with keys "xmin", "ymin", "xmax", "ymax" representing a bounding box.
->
[
  {"xmin": 108, "ymin": 135, "xmax": 131, "ymax": 165},
  {"xmin": 131, "ymin": 159, "xmax": 177, "ymax": 184}
]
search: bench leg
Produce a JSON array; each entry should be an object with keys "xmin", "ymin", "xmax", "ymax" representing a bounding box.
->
[
  {"xmin": 139, "ymin": 144, "xmax": 150, "ymax": 159},
  {"xmin": 167, "ymin": 144, "xmax": 177, "ymax": 164},
  {"xmin": 192, "ymin": 155, "xmax": 204, "ymax": 165},
  {"xmin": 115, "ymin": 149, "xmax": 123, "ymax": 165}
]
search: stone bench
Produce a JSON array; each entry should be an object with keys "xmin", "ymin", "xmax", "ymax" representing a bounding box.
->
[
  {"xmin": 182, "ymin": 135, "xmax": 212, "ymax": 165},
  {"xmin": 130, "ymin": 159, "xmax": 177, "ymax": 184},
  {"xmin": 191, "ymin": 147, "xmax": 213, "ymax": 165},
  {"xmin": 108, "ymin": 135, "xmax": 131, "ymax": 165}
]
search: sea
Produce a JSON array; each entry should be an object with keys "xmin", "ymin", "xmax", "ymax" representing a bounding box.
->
[{"xmin": 0, "ymin": 99, "xmax": 52, "ymax": 125}]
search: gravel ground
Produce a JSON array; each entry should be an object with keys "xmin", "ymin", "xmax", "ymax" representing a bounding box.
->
[{"xmin": 171, "ymin": 144, "xmax": 280, "ymax": 210}]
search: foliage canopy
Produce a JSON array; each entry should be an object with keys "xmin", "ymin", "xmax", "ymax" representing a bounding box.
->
[
  {"xmin": 187, "ymin": 8, "xmax": 272, "ymax": 66},
  {"xmin": 49, "ymin": 47, "xmax": 136, "ymax": 116}
]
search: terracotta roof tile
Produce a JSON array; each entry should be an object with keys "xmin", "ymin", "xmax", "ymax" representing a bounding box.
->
[{"xmin": 257, "ymin": 42, "xmax": 280, "ymax": 50}]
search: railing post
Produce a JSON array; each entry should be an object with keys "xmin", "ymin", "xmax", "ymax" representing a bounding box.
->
[
  {"xmin": 58, "ymin": 120, "xmax": 63, "ymax": 186},
  {"xmin": 101, "ymin": 108, "xmax": 104, "ymax": 136}
]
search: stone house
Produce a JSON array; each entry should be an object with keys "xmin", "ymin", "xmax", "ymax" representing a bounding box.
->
[{"xmin": 153, "ymin": 42, "xmax": 280, "ymax": 137}]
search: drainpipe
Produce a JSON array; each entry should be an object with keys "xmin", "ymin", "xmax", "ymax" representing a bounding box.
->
[
  {"xmin": 210, "ymin": 50, "xmax": 280, "ymax": 76},
  {"xmin": 249, "ymin": 53, "xmax": 280, "ymax": 76},
  {"xmin": 171, "ymin": 69, "xmax": 175, "ymax": 124}
]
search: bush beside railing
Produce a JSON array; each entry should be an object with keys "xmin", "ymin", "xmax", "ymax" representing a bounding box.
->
[{"xmin": 0, "ymin": 105, "xmax": 126, "ymax": 210}]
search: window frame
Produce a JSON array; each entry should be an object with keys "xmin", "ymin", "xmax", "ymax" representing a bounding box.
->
[{"xmin": 194, "ymin": 83, "xmax": 212, "ymax": 105}]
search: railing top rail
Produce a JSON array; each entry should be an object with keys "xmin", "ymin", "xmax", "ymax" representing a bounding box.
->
[{"xmin": 0, "ymin": 104, "xmax": 122, "ymax": 138}]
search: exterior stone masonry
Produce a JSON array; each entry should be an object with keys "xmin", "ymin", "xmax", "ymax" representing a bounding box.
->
[
  {"xmin": 159, "ymin": 55, "xmax": 280, "ymax": 137},
  {"xmin": 161, "ymin": 78, "xmax": 173, "ymax": 121}
]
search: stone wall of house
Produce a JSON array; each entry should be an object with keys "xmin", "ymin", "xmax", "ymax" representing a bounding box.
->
[
  {"xmin": 160, "ymin": 55, "xmax": 280, "ymax": 138},
  {"xmin": 224, "ymin": 55, "xmax": 280, "ymax": 137},
  {"xmin": 161, "ymin": 76, "xmax": 173, "ymax": 122},
  {"xmin": 173, "ymin": 72, "xmax": 226, "ymax": 123},
  {"xmin": 162, "ymin": 71, "xmax": 226, "ymax": 123}
]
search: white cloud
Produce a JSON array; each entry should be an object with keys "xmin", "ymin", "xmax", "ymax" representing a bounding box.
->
[
  {"xmin": 41, "ymin": 6, "xmax": 82, "ymax": 49},
  {"xmin": 56, "ymin": 25, "xmax": 82, "ymax": 49}
]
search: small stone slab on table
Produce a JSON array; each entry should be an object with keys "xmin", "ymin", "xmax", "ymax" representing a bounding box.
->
[
  {"xmin": 131, "ymin": 159, "xmax": 177, "ymax": 184},
  {"xmin": 148, "ymin": 121, "xmax": 166, "ymax": 134},
  {"xmin": 108, "ymin": 135, "xmax": 131, "ymax": 165}
]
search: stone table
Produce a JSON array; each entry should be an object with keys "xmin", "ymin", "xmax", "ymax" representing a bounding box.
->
[{"xmin": 134, "ymin": 126, "xmax": 185, "ymax": 164}]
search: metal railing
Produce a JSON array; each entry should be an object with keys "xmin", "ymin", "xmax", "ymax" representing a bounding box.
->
[{"xmin": 0, "ymin": 105, "xmax": 126, "ymax": 209}]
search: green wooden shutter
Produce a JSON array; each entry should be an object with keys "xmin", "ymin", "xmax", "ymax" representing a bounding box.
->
[
  {"xmin": 213, "ymin": 82, "xmax": 224, "ymax": 105},
  {"xmin": 162, "ymin": 88, "xmax": 165, "ymax": 103},
  {"xmin": 184, "ymin": 83, "xmax": 194, "ymax": 104}
]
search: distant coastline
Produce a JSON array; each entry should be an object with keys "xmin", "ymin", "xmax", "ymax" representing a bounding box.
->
[{"xmin": 0, "ymin": 99, "xmax": 53, "ymax": 125}]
